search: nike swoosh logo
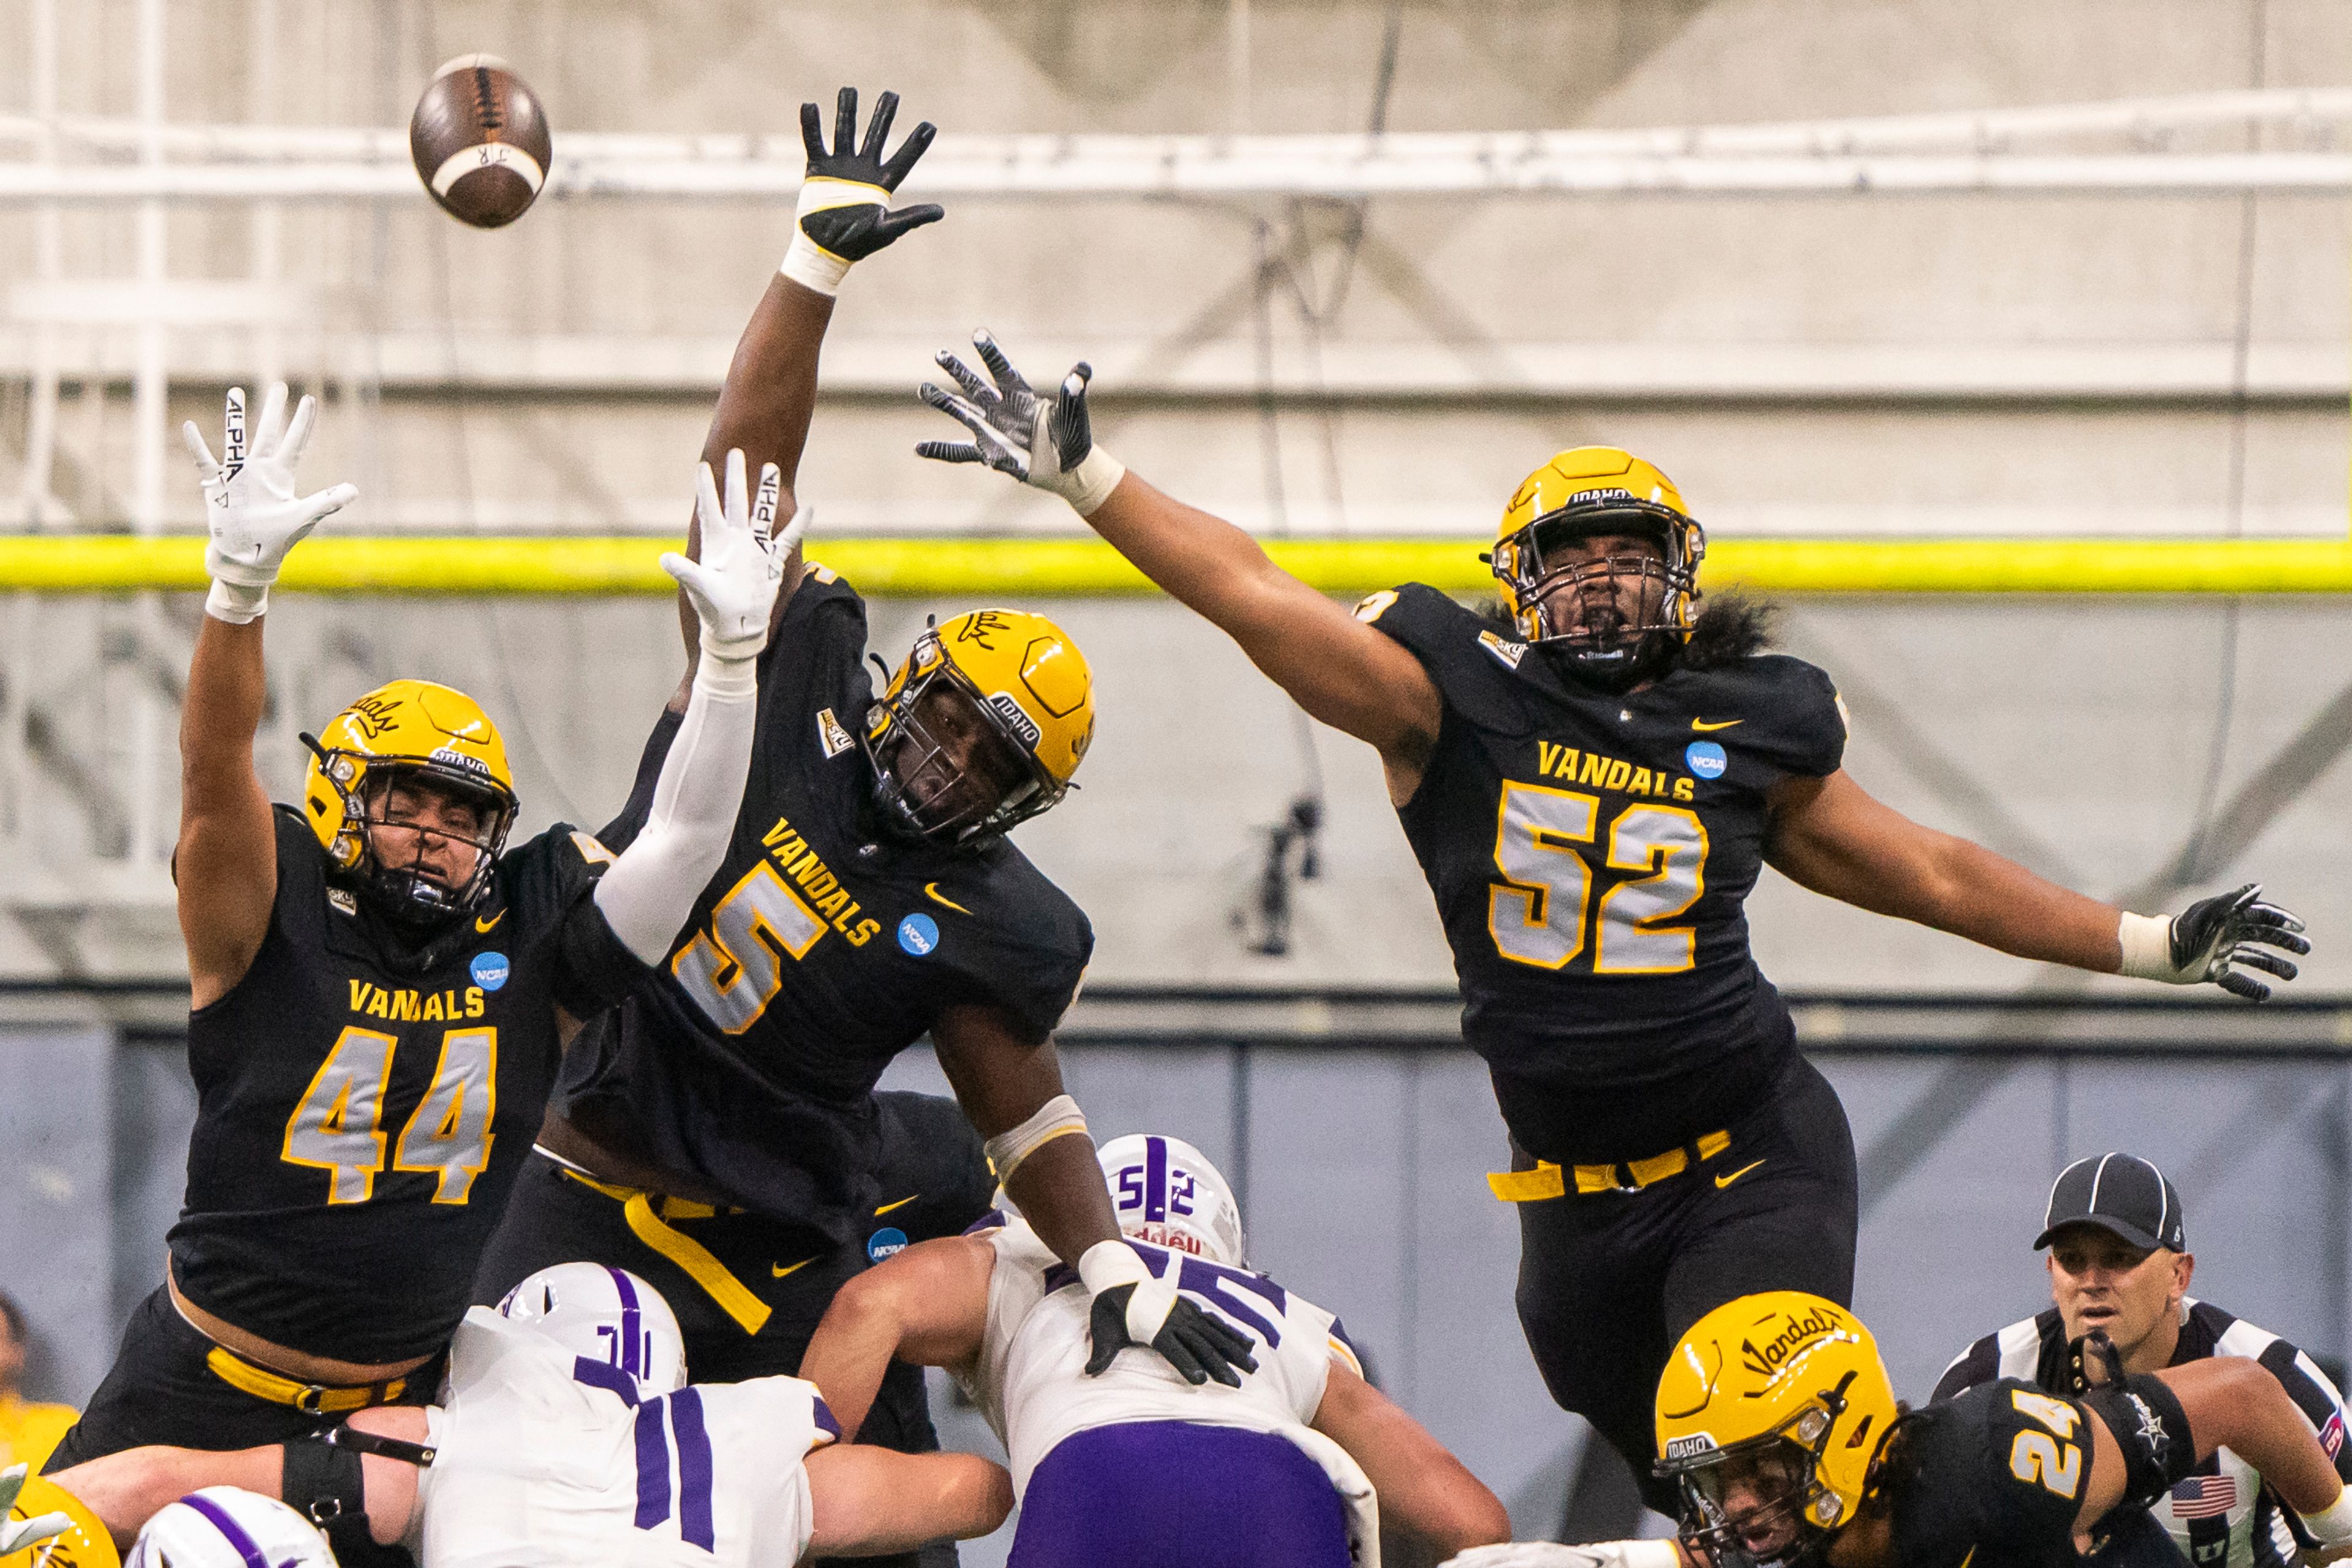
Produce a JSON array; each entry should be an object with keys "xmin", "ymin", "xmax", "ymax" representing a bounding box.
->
[
  {"xmin": 1714, "ymin": 1159, "xmax": 1766, "ymax": 1189},
  {"xmin": 874, "ymin": 1194, "xmax": 920, "ymax": 1216},
  {"xmin": 1691, "ymin": 718, "xmax": 1744, "ymax": 733},
  {"xmin": 771, "ymin": 1258, "xmax": 815, "ymax": 1278},
  {"xmin": 475, "ymin": 909, "xmax": 506, "ymax": 933},
  {"xmin": 924, "ymin": 883, "xmax": 972, "ymax": 916}
]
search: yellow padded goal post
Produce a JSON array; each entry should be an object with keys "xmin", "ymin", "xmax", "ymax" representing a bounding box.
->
[{"xmin": 2, "ymin": 535, "xmax": 2351, "ymax": 596}]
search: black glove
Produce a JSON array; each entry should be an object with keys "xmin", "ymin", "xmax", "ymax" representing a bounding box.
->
[
  {"xmin": 1085, "ymin": 1282, "xmax": 1259, "ymax": 1388},
  {"xmin": 779, "ymin": 86, "xmax": 943, "ymax": 294},
  {"xmin": 2167, "ymin": 884, "xmax": 2308, "ymax": 1001},
  {"xmin": 915, "ymin": 331, "xmax": 1127, "ymax": 514}
]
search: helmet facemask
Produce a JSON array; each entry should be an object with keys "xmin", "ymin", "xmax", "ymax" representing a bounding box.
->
[
  {"xmin": 1664, "ymin": 1383, "xmax": 1853, "ymax": 1568},
  {"xmin": 307, "ymin": 738, "xmax": 516, "ymax": 929},
  {"xmin": 1493, "ymin": 502, "xmax": 1703, "ymax": 691},
  {"xmin": 862, "ymin": 630, "xmax": 1066, "ymax": 846}
]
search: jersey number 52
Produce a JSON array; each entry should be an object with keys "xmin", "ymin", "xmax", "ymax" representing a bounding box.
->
[{"xmin": 1488, "ymin": 782, "xmax": 1709, "ymax": 973}]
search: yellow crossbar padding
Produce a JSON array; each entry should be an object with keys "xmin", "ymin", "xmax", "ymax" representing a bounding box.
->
[
  {"xmin": 204, "ymin": 1347, "xmax": 404, "ymax": 1413},
  {"xmin": 555, "ymin": 1167, "xmax": 772, "ymax": 1335},
  {"xmin": 620, "ymin": 1196, "xmax": 772, "ymax": 1336},
  {"xmin": 9, "ymin": 535, "xmax": 2352, "ymax": 597}
]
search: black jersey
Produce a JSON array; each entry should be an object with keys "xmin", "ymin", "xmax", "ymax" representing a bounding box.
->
[
  {"xmin": 172, "ymin": 807, "xmax": 635, "ymax": 1362},
  {"xmin": 554, "ymin": 568, "xmax": 1093, "ymax": 1237},
  {"xmin": 1893, "ymin": 1377, "xmax": 2199, "ymax": 1568},
  {"xmin": 1360, "ymin": 585, "xmax": 1844, "ymax": 1163},
  {"xmin": 1934, "ymin": 1302, "xmax": 2352, "ymax": 1568}
]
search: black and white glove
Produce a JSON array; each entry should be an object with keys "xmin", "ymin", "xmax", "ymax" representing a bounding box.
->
[
  {"xmin": 184, "ymin": 383, "xmax": 358, "ymax": 624},
  {"xmin": 916, "ymin": 330, "xmax": 1128, "ymax": 516},
  {"xmin": 0, "ymin": 1464, "xmax": 70, "ymax": 1558},
  {"xmin": 778, "ymin": 86, "xmax": 944, "ymax": 297},
  {"xmin": 1441, "ymin": 1545, "xmax": 1682, "ymax": 1568},
  {"xmin": 2117, "ymin": 883, "xmax": 2308, "ymax": 1001},
  {"xmin": 666, "ymin": 448, "xmax": 796, "ymax": 696},
  {"xmin": 1078, "ymin": 1240, "xmax": 1258, "ymax": 1388}
]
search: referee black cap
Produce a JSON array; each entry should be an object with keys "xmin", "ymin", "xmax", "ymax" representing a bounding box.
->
[{"xmin": 2034, "ymin": 1152, "xmax": 2185, "ymax": 1253}]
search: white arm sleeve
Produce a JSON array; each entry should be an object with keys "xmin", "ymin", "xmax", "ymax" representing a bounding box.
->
[{"xmin": 591, "ymin": 654, "xmax": 760, "ymax": 963}]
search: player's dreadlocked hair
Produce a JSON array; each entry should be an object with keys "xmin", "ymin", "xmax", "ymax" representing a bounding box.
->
[{"xmin": 1479, "ymin": 592, "xmax": 1777, "ymax": 673}]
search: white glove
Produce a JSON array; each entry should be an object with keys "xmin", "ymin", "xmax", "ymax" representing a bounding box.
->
[
  {"xmin": 666, "ymin": 448, "xmax": 793, "ymax": 697},
  {"xmin": 0, "ymin": 1464, "xmax": 71, "ymax": 1557},
  {"xmin": 916, "ymin": 330, "xmax": 1127, "ymax": 518},
  {"xmin": 2116, "ymin": 883, "xmax": 2308, "ymax": 1001},
  {"xmin": 185, "ymin": 383, "xmax": 359, "ymax": 624},
  {"xmin": 1442, "ymin": 1542, "xmax": 1681, "ymax": 1568}
]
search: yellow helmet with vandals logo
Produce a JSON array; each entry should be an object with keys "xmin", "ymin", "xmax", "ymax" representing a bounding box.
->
[
  {"xmin": 301, "ymin": 679, "xmax": 520, "ymax": 925},
  {"xmin": 1656, "ymin": 1292, "xmax": 1898, "ymax": 1568},
  {"xmin": 866, "ymin": 609, "xmax": 1095, "ymax": 843},
  {"xmin": 1491, "ymin": 445, "xmax": 1706, "ymax": 654},
  {"xmin": 0, "ymin": 1472, "xmax": 118, "ymax": 1568}
]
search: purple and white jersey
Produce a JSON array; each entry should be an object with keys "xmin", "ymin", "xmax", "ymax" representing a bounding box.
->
[
  {"xmin": 962, "ymin": 1221, "xmax": 1365, "ymax": 1498},
  {"xmin": 418, "ymin": 1308, "xmax": 837, "ymax": 1568}
]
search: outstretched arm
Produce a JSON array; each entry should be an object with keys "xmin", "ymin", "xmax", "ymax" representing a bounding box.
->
[
  {"xmin": 803, "ymin": 1444, "xmax": 1011, "ymax": 1556},
  {"xmin": 931, "ymin": 1004, "xmax": 1257, "ymax": 1390},
  {"xmin": 1766, "ymin": 770, "xmax": 2307, "ymax": 1000},
  {"xmin": 675, "ymin": 86, "xmax": 942, "ymax": 676},
  {"xmin": 1311, "ymin": 1357, "xmax": 1509, "ymax": 1556},
  {"xmin": 176, "ymin": 385, "xmax": 357, "ymax": 1008},
  {"xmin": 798, "ymin": 1235, "xmax": 994, "ymax": 1440},
  {"xmin": 916, "ymin": 336, "xmax": 1442, "ymax": 791}
]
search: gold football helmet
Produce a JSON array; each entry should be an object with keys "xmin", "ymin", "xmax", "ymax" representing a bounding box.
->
[
  {"xmin": 301, "ymin": 678, "xmax": 520, "ymax": 924},
  {"xmin": 865, "ymin": 609, "xmax": 1094, "ymax": 843},
  {"xmin": 1490, "ymin": 446, "xmax": 1705, "ymax": 671},
  {"xmin": 1655, "ymin": 1292, "xmax": 1898, "ymax": 1568},
  {"xmin": 1, "ymin": 1474, "xmax": 118, "ymax": 1568}
]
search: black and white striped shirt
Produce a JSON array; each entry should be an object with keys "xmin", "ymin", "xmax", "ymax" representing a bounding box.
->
[{"xmin": 1934, "ymin": 1299, "xmax": 2352, "ymax": 1568}]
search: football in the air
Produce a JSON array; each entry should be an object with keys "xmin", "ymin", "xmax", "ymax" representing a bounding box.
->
[{"xmin": 409, "ymin": 55, "xmax": 553, "ymax": 228}]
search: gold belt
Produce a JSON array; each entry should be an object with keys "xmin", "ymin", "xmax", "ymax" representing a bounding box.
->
[
  {"xmin": 556, "ymin": 1166, "xmax": 773, "ymax": 1336},
  {"xmin": 204, "ymin": 1346, "xmax": 406, "ymax": 1414},
  {"xmin": 1488, "ymin": 1129, "xmax": 1732, "ymax": 1201}
]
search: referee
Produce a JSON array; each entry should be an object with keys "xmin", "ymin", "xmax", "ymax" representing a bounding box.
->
[{"xmin": 1934, "ymin": 1152, "xmax": 2352, "ymax": 1568}]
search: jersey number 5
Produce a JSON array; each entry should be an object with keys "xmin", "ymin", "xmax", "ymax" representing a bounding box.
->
[
  {"xmin": 282, "ymin": 1026, "xmax": 498, "ymax": 1205},
  {"xmin": 1488, "ymin": 782, "xmax": 1709, "ymax": 973},
  {"xmin": 671, "ymin": 861, "xmax": 828, "ymax": 1034}
]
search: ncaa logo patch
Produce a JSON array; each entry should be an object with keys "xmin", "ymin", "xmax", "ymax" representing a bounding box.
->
[
  {"xmin": 1684, "ymin": 739, "xmax": 1728, "ymax": 780},
  {"xmin": 897, "ymin": 913, "xmax": 940, "ymax": 956},
  {"xmin": 470, "ymin": 951, "xmax": 510, "ymax": 991},
  {"xmin": 867, "ymin": 1226, "xmax": 908, "ymax": 1262}
]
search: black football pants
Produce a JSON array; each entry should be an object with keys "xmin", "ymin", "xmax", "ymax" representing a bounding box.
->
[
  {"xmin": 45, "ymin": 1286, "xmax": 437, "ymax": 1472},
  {"xmin": 471, "ymin": 1149, "xmax": 956, "ymax": 1568},
  {"xmin": 1513, "ymin": 1051, "xmax": 1858, "ymax": 1518}
]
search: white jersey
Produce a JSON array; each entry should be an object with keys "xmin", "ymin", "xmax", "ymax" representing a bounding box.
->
[
  {"xmin": 417, "ymin": 1308, "xmax": 834, "ymax": 1568},
  {"xmin": 962, "ymin": 1223, "xmax": 1370, "ymax": 1501}
]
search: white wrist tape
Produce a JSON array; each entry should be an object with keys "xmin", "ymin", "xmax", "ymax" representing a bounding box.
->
[
  {"xmin": 2301, "ymin": 1485, "xmax": 2352, "ymax": 1547},
  {"xmin": 982, "ymin": 1093, "xmax": 1089, "ymax": 1183},
  {"xmin": 2117, "ymin": 911, "xmax": 2185, "ymax": 982},
  {"xmin": 205, "ymin": 578, "xmax": 268, "ymax": 624},
  {"xmin": 1064, "ymin": 446, "xmax": 1126, "ymax": 519},
  {"xmin": 778, "ymin": 175, "xmax": 888, "ymax": 296}
]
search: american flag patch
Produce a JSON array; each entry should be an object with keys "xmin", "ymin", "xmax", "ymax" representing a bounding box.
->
[{"xmin": 2171, "ymin": 1476, "xmax": 2238, "ymax": 1519}]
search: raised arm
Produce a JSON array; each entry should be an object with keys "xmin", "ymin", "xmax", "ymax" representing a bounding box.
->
[
  {"xmin": 177, "ymin": 386, "xmax": 356, "ymax": 1008},
  {"xmin": 930, "ymin": 1004, "xmax": 1256, "ymax": 1390},
  {"xmin": 916, "ymin": 336, "xmax": 1442, "ymax": 783},
  {"xmin": 675, "ymin": 86, "xmax": 942, "ymax": 671},
  {"xmin": 797, "ymin": 1234, "xmax": 995, "ymax": 1441},
  {"xmin": 1766, "ymin": 770, "xmax": 2308, "ymax": 1000}
]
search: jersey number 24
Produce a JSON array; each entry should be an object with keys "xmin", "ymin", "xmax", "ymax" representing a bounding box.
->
[{"xmin": 1488, "ymin": 782, "xmax": 1708, "ymax": 973}]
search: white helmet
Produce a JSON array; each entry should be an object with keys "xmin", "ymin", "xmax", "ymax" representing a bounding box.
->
[
  {"xmin": 126, "ymin": 1488, "xmax": 334, "ymax": 1568},
  {"xmin": 497, "ymin": 1263, "xmax": 686, "ymax": 1396},
  {"xmin": 1097, "ymin": 1134, "xmax": 1246, "ymax": 1267}
]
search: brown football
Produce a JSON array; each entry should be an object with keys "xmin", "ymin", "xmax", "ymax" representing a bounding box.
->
[{"xmin": 409, "ymin": 55, "xmax": 553, "ymax": 228}]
